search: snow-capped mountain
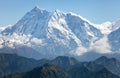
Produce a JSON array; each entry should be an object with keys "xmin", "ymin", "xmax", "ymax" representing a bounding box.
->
[
  {"xmin": 0, "ymin": 6, "xmax": 104, "ymax": 57},
  {"xmin": 0, "ymin": 6, "xmax": 120, "ymax": 60},
  {"xmin": 2, "ymin": 7, "xmax": 103, "ymax": 46}
]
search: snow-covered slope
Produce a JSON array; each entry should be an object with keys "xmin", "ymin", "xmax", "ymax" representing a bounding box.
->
[
  {"xmin": 1, "ymin": 6, "xmax": 119, "ymax": 60},
  {"xmin": 106, "ymin": 19, "xmax": 120, "ymax": 52},
  {"xmin": 0, "ymin": 25, "xmax": 11, "ymax": 32},
  {"xmin": 2, "ymin": 7, "xmax": 51, "ymax": 37},
  {"xmin": 108, "ymin": 24, "xmax": 120, "ymax": 52},
  {"xmin": 94, "ymin": 22, "xmax": 112, "ymax": 35},
  {"xmin": 112, "ymin": 19, "xmax": 120, "ymax": 31}
]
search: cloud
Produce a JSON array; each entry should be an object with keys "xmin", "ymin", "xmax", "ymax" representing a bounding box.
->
[
  {"xmin": 70, "ymin": 46, "xmax": 87, "ymax": 56},
  {"xmin": 31, "ymin": 38, "xmax": 43, "ymax": 46},
  {"xmin": 89, "ymin": 36, "xmax": 111, "ymax": 53},
  {"xmin": 70, "ymin": 36, "xmax": 111, "ymax": 56}
]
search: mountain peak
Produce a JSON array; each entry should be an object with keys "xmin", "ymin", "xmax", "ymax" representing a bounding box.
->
[
  {"xmin": 31, "ymin": 6, "xmax": 47, "ymax": 13},
  {"xmin": 55, "ymin": 9, "xmax": 61, "ymax": 12},
  {"xmin": 34, "ymin": 6, "xmax": 40, "ymax": 9},
  {"xmin": 112, "ymin": 19, "xmax": 120, "ymax": 30},
  {"xmin": 34, "ymin": 6, "xmax": 44, "ymax": 10},
  {"xmin": 98, "ymin": 56, "xmax": 108, "ymax": 60},
  {"xmin": 55, "ymin": 56, "xmax": 76, "ymax": 60},
  {"xmin": 52, "ymin": 9, "xmax": 66, "ymax": 17},
  {"xmin": 54, "ymin": 9, "xmax": 65, "ymax": 14},
  {"xmin": 95, "ymin": 56, "xmax": 109, "ymax": 62},
  {"xmin": 53, "ymin": 56, "xmax": 79, "ymax": 65}
]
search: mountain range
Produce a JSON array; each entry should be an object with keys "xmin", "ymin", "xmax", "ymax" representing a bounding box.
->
[
  {"xmin": 0, "ymin": 6, "xmax": 120, "ymax": 60},
  {"xmin": 1, "ymin": 53, "xmax": 120, "ymax": 78}
]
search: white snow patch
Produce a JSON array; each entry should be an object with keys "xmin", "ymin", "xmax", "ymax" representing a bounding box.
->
[
  {"xmin": 0, "ymin": 24, "xmax": 12, "ymax": 31},
  {"xmin": 84, "ymin": 23, "xmax": 95, "ymax": 37},
  {"xmin": 94, "ymin": 21, "xmax": 112, "ymax": 34},
  {"xmin": 68, "ymin": 12, "xmax": 97, "ymax": 26},
  {"xmin": 0, "ymin": 33, "xmax": 31, "ymax": 48},
  {"xmin": 112, "ymin": 19, "xmax": 120, "ymax": 31}
]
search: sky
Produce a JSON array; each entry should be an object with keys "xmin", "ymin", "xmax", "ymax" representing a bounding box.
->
[{"xmin": 0, "ymin": 0, "xmax": 120, "ymax": 26}]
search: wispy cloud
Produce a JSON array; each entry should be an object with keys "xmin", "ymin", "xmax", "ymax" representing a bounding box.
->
[{"xmin": 89, "ymin": 36, "xmax": 111, "ymax": 53}]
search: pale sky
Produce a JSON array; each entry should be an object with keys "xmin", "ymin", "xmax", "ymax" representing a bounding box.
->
[{"xmin": 0, "ymin": 0, "xmax": 120, "ymax": 26}]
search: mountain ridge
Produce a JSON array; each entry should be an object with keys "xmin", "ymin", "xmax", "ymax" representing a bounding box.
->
[
  {"xmin": 0, "ymin": 6, "xmax": 120, "ymax": 60},
  {"xmin": 2, "ymin": 54, "xmax": 120, "ymax": 78}
]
